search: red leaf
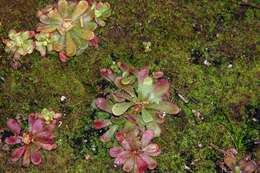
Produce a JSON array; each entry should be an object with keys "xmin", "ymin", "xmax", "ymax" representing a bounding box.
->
[
  {"xmin": 7, "ymin": 119, "xmax": 21, "ymax": 135},
  {"xmin": 31, "ymin": 151, "xmax": 42, "ymax": 165},
  {"xmin": 5, "ymin": 136, "xmax": 21, "ymax": 145},
  {"xmin": 10, "ymin": 146, "xmax": 25, "ymax": 162},
  {"xmin": 93, "ymin": 119, "xmax": 111, "ymax": 129}
]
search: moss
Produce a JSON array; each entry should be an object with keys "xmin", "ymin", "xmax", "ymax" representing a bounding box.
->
[{"xmin": 0, "ymin": 0, "xmax": 259, "ymax": 172}]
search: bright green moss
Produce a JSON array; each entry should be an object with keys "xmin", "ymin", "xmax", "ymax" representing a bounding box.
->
[{"xmin": 0, "ymin": 0, "xmax": 259, "ymax": 172}]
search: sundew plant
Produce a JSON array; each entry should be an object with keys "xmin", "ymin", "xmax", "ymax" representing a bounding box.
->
[{"xmin": 3, "ymin": 0, "xmax": 111, "ymax": 67}]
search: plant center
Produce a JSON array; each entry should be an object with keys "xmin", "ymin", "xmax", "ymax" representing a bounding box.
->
[
  {"xmin": 22, "ymin": 133, "xmax": 32, "ymax": 144},
  {"xmin": 134, "ymin": 100, "xmax": 150, "ymax": 112},
  {"xmin": 62, "ymin": 19, "xmax": 73, "ymax": 31}
]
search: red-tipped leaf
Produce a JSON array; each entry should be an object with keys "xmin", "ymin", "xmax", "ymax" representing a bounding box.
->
[
  {"xmin": 148, "ymin": 101, "xmax": 180, "ymax": 115},
  {"xmin": 31, "ymin": 151, "xmax": 42, "ymax": 165},
  {"xmin": 141, "ymin": 130, "xmax": 154, "ymax": 147},
  {"xmin": 10, "ymin": 146, "xmax": 25, "ymax": 162},
  {"xmin": 5, "ymin": 136, "xmax": 21, "ymax": 145},
  {"xmin": 100, "ymin": 68, "xmax": 115, "ymax": 82},
  {"xmin": 109, "ymin": 147, "xmax": 124, "ymax": 157},
  {"xmin": 7, "ymin": 119, "xmax": 21, "ymax": 135},
  {"xmin": 95, "ymin": 98, "xmax": 112, "ymax": 113},
  {"xmin": 142, "ymin": 144, "xmax": 161, "ymax": 157},
  {"xmin": 93, "ymin": 119, "xmax": 111, "ymax": 129}
]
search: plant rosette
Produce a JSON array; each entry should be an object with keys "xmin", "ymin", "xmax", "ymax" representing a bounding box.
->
[
  {"xmin": 93, "ymin": 62, "xmax": 180, "ymax": 142},
  {"xmin": 3, "ymin": 30, "xmax": 35, "ymax": 59},
  {"xmin": 5, "ymin": 110, "xmax": 61, "ymax": 166},
  {"xmin": 109, "ymin": 128, "xmax": 161, "ymax": 173},
  {"xmin": 36, "ymin": 0, "xmax": 111, "ymax": 61}
]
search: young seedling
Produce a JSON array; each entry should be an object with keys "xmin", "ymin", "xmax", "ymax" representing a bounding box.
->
[{"xmin": 210, "ymin": 143, "xmax": 259, "ymax": 173}]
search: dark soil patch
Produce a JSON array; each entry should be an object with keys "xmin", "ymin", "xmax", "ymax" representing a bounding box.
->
[{"xmin": 0, "ymin": 0, "xmax": 39, "ymax": 31}]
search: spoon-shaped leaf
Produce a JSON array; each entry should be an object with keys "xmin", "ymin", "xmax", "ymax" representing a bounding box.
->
[
  {"xmin": 65, "ymin": 32, "xmax": 76, "ymax": 56},
  {"xmin": 58, "ymin": 0, "xmax": 68, "ymax": 17},
  {"xmin": 142, "ymin": 109, "xmax": 154, "ymax": 123},
  {"xmin": 146, "ymin": 121, "xmax": 161, "ymax": 137},
  {"xmin": 148, "ymin": 101, "xmax": 180, "ymax": 115},
  {"xmin": 72, "ymin": 0, "xmax": 89, "ymax": 20},
  {"xmin": 112, "ymin": 102, "xmax": 134, "ymax": 116}
]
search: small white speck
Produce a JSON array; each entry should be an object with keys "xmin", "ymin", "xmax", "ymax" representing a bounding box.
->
[
  {"xmin": 61, "ymin": 96, "xmax": 66, "ymax": 102},
  {"xmin": 184, "ymin": 165, "xmax": 191, "ymax": 170},
  {"xmin": 84, "ymin": 154, "xmax": 91, "ymax": 160},
  {"xmin": 0, "ymin": 77, "xmax": 5, "ymax": 81},
  {"xmin": 177, "ymin": 93, "xmax": 189, "ymax": 103},
  {"xmin": 228, "ymin": 64, "xmax": 233, "ymax": 68},
  {"xmin": 252, "ymin": 118, "xmax": 257, "ymax": 122},
  {"xmin": 162, "ymin": 112, "xmax": 166, "ymax": 117},
  {"xmin": 143, "ymin": 41, "xmax": 152, "ymax": 52},
  {"xmin": 203, "ymin": 60, "xmax": 211, "ymax": 66},
  {"xmin": 58, "ymin": 121, "xmax": 62, "ymax": 127}
]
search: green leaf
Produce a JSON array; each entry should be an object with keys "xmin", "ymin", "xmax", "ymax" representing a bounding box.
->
[
  {"xmin": 72, "ymin": 27, "xmax": 94, "ymax": 41},
  {"xmin": 100, "ymin": 125, "xmax": 118, "ymax": 142},
  {"xmin": 72, "ymin": 0, "xmax": 89, "ymax": 20},
  {"xmin": 140, "ymin": 77, "xmax": 153, "ymax": 99},
  {"xmin": 21, "ymin": 31, "xmax": 30, "ymax": 40},
  {"xmin": 48, "ymin": 9, "xmax": 62, "ymax": 22},
  {"xmin": 95, "ymin": 3, "xmax": 110, "ymax": 18},
  {"xmin": 37, "ymin": 24, "xmax": 57, "ymax": 33},
  {"xmin": 148, "ymin": 101, "xmax": 180, "ymax": 115},
  {"xmin": 65, "ymin": 32, "xmax": 77, "ymax": 56},
  {"xmin": 58, "ymin": 0, "xmax": 68, "ymax": 17},
  {"xmin": 80, "ymin": 30, "xmax": 94, "ymax": 40},
  {"xmin": 8, "ymin": 30, "xmax": 17, "ymax": 40},
  {"xmin": 112, "ymin": 102, "xmax": 134, "ymax": 116},
  {"xmin": 146, "ymin": 122, "xmax": 161, "ymax": 137},
  {"xmin": 142, "ymin": 109, "xmax": 154, "ymax": 123},
  {"xmin": 84, "ymin": 22, "xmax": 97, "ymax": 31}
]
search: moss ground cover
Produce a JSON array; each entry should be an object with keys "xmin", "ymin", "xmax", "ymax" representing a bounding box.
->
[{"xmin": 0, "ymin": 0, "xmax": 259, "ymax": 172}]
